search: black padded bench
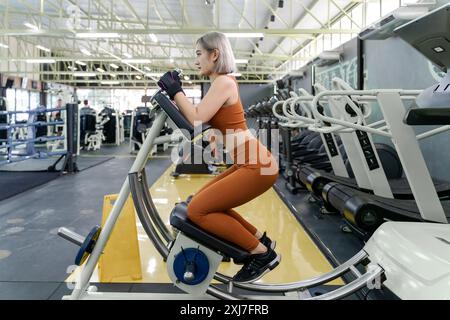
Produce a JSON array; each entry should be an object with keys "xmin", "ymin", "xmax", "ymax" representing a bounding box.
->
[{"xmin": 170, "ymin": 202, "xmax": 250, "ymax": 264}]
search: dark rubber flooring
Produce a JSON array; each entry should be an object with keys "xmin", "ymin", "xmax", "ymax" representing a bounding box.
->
[
  {"xmin": 0, "ymin": 143, "xmax": 173, "ymax": 299},
  {"xmin": 0, "ymin": 171, "xmax": 61, "ymax": 202}
]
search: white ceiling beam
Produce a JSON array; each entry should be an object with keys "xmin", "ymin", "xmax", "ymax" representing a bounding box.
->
[
  {"xmin": 0, "ymin": 28, "xmax": 359, "ymax": 37},
  {"xmin": 2, "ymin": 55, "xmax": 307, "ymax": 62},
  {"xmin": 293, "ymin": 0, "xmax": 326, "ymax": 28},
  {"xmin": 0, "ymin": 70, "xmax": 285, "ymax": 76},
  {"xmin": 329, "ymin": 0, "xmax": 362, "ymax": 29}
]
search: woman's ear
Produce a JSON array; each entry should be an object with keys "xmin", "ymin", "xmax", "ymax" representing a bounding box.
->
[{"xmin": 211, "ymin": 49, "xmax": 219, "ymax": 62}]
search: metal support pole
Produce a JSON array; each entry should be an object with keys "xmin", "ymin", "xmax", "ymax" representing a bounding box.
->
[{"xmin": 69, "ymin": 111, "xmax": 168, "ymax": 299}]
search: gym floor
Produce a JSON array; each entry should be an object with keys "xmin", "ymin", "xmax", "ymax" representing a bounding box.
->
[
  {"xmin": 0, "ymin": 142, "xmax": 368, "ymax": 300},
  {"xmin": 0, "ymin": 144, "xmax": 172, "ymax": 299}
]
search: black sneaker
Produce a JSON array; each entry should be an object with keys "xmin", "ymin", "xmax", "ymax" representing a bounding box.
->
[
  {"xmin": 232, "ymin": 249, "xmax": 281, "ymax": 284},
  {"xmin": 260, "ymin": 232, "xmax": 276, "ymax": 250}
]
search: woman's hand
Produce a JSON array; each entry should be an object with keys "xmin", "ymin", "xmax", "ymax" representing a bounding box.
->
[
  {"xmin": 157, "ymin": 71, "xmax": 185, "ymax": 100},
  {"xmin": 209, "ymin": 132, "xmax": 218, "ymax": 158}
]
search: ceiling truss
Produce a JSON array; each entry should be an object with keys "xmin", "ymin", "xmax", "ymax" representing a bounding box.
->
[{"xmin": 0, "ymin": 0, "xmax": 365, "ymax": 88}]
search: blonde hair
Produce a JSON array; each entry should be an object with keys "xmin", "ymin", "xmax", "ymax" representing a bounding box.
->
[{"xmin": 196, "ymin": 32, "xmax": 236, "ymax": 74}]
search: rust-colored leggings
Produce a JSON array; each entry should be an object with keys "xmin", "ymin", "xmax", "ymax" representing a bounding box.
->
[{"xmin": 187, "ymin": 155, "xmax": 279, "ymax": 252}]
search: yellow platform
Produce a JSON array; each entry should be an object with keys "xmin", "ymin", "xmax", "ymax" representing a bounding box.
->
[{"xmin": 68, "ymin": 166, "xmax": 343, "ymax": 286}]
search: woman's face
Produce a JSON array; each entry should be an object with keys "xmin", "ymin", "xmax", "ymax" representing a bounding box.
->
[{"xmin": 195, "ymin": 44, "xmax": 217, "ymax": 76}]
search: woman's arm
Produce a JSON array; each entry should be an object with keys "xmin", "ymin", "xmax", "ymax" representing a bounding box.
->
[{"xmin": 173, "ymin": 75, "xmax": 236, "ymax": 125}]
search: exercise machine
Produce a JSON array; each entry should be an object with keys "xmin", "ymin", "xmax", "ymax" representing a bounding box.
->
[
  {"xmin": 57, "ymin": 85, "xmax": 450, "ymax": 300},
  {"xmin": 98, "ymin": 105, "xmax": 124, "ymax": 146},
  {"xmin": 129, "ymin": 106, "xmax": 154, "ymax": 153},
  {"xmin": 58, "ymin": 89, "xmax": 389, "ymax": 299},
  {"xmin": 307, "ymin": 3, "xmax": 450, "ymax": 237}
]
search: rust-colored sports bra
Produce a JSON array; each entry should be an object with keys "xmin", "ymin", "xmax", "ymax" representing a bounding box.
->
[{"xmin": 208, "ymin": 75, "xmax": 248, "ymax": 135}]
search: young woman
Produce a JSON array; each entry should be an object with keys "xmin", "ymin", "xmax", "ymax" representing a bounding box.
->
[{"xmin": 157, "ymin": 31, "xmax": 280, "ymax": 283}]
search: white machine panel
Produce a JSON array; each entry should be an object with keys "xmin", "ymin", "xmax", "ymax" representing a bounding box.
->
[{"xmin": 365, "ymin": 222, "xmax": 450, "ymax": 299}]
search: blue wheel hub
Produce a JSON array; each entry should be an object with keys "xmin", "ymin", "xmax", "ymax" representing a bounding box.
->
[{"xmin": 173, "ymin": 247, "xmax": 209, "ymax": 285}]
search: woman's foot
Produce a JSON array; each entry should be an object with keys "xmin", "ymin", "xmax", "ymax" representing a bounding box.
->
[
  {"xmin": 232, "ymin": 249, "xmax": 281, "ymax": 284},
  {"xmin": 259, "ymin": 232, "xmax": 276, "ymax": 250}
]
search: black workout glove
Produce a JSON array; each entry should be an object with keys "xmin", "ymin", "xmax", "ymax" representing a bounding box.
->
[{"xmin": 157, "ymin": 71, "xmax": 185, "ymax": 100}]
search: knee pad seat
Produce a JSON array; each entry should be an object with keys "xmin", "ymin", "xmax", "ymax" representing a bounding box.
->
[{"xmin": 170, "ymin": 202, "xmax": 250, "ymax": 264}]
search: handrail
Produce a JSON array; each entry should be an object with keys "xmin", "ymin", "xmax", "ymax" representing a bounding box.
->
[
  {"xmin": 0, "ymin": 106, "xmax": 67, "ymax": 115},
  {"xmin": 310, "ymin": 90, "xmax": 422, "ymax": 137}
]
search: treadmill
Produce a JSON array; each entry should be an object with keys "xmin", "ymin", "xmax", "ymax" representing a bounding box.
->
[
  {"xmin": 297, "ymin": 80, "xmax": 450, "ymax": 200},
  {"xmin": 321, "ymin": 3, "xmax": 450, "ymax": 238},
  {"xmin": 284, "ymin": 88, "xmax": 352, "ymax": 176}
]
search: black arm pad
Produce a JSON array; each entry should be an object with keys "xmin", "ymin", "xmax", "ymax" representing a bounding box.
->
[{"xmin": 404, "ymin": 108, "xmax": 450, "ymax": 125}]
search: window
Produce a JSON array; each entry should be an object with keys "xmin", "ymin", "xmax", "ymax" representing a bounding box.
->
[
  {"xmin": 316, "ymin": 35, "xmax": 324, "ymax": 56},
  {"xmin": 6, "ymin": 89, "xmax": 15, "ymax": 112},
  {"xmin": 366, "ymin": 0, "xmax": 381, "ymax": 25},
  {"xmin": 340, "ymin": 16, "xmax": 352, "ymax": 43},
  {"xmin": 30, "ymin": 92, "xmax": 40, "ymax": 109},
  {"xmin": 15, "ymin": 90, "xmax": 29, "ymax": 122},
  {"xmin": 382, "ymin": 0, "xmax": 401, "ymax": 16},
  {"xmin": 351, "ymin": 4, "xmax": 363, "ymax": 28},
  {"xmin": 324, "ymin": 34, "xmax": 332, "ymax": 51}
]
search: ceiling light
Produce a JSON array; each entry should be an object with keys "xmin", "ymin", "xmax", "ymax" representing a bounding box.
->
[
  {"xmin": 235, "ymin": 59, "xmax": 248, "ymax": 64},
  {"xmin": 135, "ymin": 75, "xmax": 142, "ymax": 80},
  {"xmin": 149, "ymin": 33, "xmax": 158, "ymax": 43},
  {"xmin": 230, "ymin": 72, "xmax": 242, "ymax": 77},
  {"xmin": 76, "ymin": 33, "xmax": 120, "ymax": 38},
  {"xmin": 73, "ymin": 72, "xmax": 96, "ymax": 77},
  {"xmin": 123, "ymin": 53, "xmax": 132, "ymax": 58},
  {"xmin": 270, "ymin": 15, "xmax": 275, "ymax": 22},
  {"xmin": 278, "ymin": 0, "xmax": 284, "ymax": 8},
  {"xmin": 68, "ymin": 66, "xmax": 77, "ymax": 71},
  {"xmin": 189, "ymin": 81, "xmax": 193, "ymax": 84},
  {"xmin": 224, "ymin": 33, "xmax": 264, "ymax": 38},
  {"xmin": 75, "ymin": 60, "xmax": 87, "ymax": 66},
  {"xmin": 101, "ymin": 80, "xmax": 120, "ymax": 85},
  {"xmin": 26, "ymin": 59, "xmax": 56, "ymax": 63},
  {"xmin": 109, "ymin": 63, "xmax": 119, "ymax": 69},
  {"xmin": 169, "ymin": 58, "xmax": 174, "ymax": 63},
  {"xmin": 433, "ymin": 46, "xmax": 445, "ymax": 53},
  {"xmin": 0, "ymin": 43, "xmax": 8, "ymax": 49},
  {"xmin": 96, "ymin": 67, "xmax": 105, "ymax": 73},
  {"xmin": 122, "ymin": 59, "xmax": 151, "ymax": 63},
  {"xmin": 109, "ymin": 73, "xmax": 117, "ymax": 78},
  {"xmin": 184, "ymin": 75, "xmax": 190, "ymax": 81},
  {"xmin": 144, "ymin": 66, "xmax": 152, "ymax": 71},
  {"xmin": 24, "ymin": 22, "xmax": 39, "ymax": 31},
  {"xmin": 80, "ymin": 48, "xmax": 92, "ymax": 56},
  {"xmin": 145, "ymin": 72, "xmax": 164, "ymax": 77},
  {"xmin": 36, "ymin": 45, "xmax": 50, "ymax": 53}
]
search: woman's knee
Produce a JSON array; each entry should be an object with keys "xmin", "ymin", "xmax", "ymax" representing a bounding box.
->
[{"xmin": 187, "ymin": 200, "xmax": 204, "ymax": 223}]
